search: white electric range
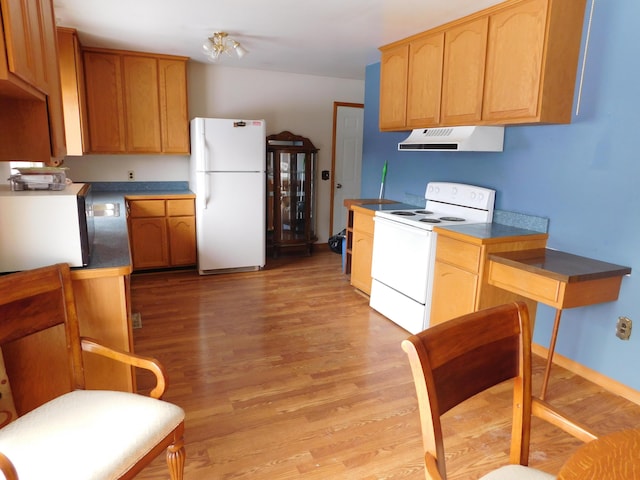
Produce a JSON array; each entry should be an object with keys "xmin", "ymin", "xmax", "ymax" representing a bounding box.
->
[{"xmin": 369, "ymin": 182, "xmax": 496, "ymax": 334}]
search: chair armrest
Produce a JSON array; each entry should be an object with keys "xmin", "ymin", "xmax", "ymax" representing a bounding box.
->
[
  {"xmin": 0, "ymin": 452, "xmax": 18, "ymax": 480},
  {"xmin": 532, "ymin": 398, "xmax": 598, "ymax": 443},
  {"xmin": 80, "ymin": 337, "xmax": 168, "ymax": 399}
]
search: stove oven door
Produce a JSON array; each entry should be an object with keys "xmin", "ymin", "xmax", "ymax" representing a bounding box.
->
[
  {"xmin": 369, "ymin": 217, "xmax": 437, "ymax": 333},
  {"xmin": 370, "ymin": 217, "xmax": 435, "ymax": 304}
]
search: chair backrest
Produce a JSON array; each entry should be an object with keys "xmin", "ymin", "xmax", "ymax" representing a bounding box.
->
[
  {"xmin": 401, "ymin": 302, "xmax": 533, "ymax": 479},
  {"xmin": 0, "ymin": 263, "xmax": 85, "ymax": 415}
]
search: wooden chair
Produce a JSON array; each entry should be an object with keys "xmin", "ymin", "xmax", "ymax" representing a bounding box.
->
[
  {"xmin": 401, "ymin": 302, "xmax": 598, "ymax": 480},
  {"xmin": 0, "ymin": 263, "xmax": 185, "ymax": 479}
]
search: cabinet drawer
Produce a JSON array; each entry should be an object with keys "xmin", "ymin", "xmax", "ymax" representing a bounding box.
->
[
  {"xmin": 166, "ymin": 198, "xmax": 194, "ymax": 216},
  {"xmin": 488, "ymin": 261, "xmax": 561, "ymax": 306},
  {"xmin": 128, "ymin": 200, "xmax": 165, "ymax": 217},
  {"xmin": 435, "ymin": 235, "xmax": 481, "ymax": 272},
  {"xmin": 353, "ymin": 212, "xmax": 374, "ymax": 235}
]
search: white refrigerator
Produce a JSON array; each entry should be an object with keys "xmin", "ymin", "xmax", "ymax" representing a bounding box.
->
[{"xmin": 189, "ymin": 118, "xmax": 266, "ymax": 274}]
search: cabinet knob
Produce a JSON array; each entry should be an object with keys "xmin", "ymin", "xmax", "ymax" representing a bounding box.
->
[{"xmin": 336, "ymin": 183, "xmax": 343, "ymax": 189}]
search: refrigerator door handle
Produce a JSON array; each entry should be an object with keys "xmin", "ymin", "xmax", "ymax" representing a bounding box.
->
[
  {"xmin": 198, "ymin": 124, "xmax": 209, "ymax": 172},
  {"xmin": 202, "ymin": 173, "xmax": 210, "ymax": 210}
]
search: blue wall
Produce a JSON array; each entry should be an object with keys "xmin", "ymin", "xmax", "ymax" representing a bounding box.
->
[{"xmin": 361, "ymin": 1, "xmax": 640, "ymax": 391}]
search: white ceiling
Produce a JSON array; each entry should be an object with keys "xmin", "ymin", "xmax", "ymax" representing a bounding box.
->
[{"xmin": 53, "ymin": 0, "xmax": 504, "ymax": 81}]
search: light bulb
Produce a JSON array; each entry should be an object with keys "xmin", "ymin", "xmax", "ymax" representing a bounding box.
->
[{"xmin": 233, "ymin": 41, "xmax": 248, "ymax": 58}]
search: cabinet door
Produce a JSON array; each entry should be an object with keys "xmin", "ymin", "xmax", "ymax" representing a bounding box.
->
[
  {"xmin": 84, "ymin": 51, "xmax": 126, "ymax": 152},
  {"xmin": 57, "ymin": 27, "xmax": 88, "ymax": 156},
  {"xmin": 130, "ymin": 217, "xmax": 169, "ymax": 269},
  {"xmin": 1, "ymin": 0, "xmax": 41, "ymax": 86},
  {"xmin": 37, "ymin": 0, "xmax": 65, "ymax": 160},
  {"xmin": 379, "ymin": 43, "xmax": 409, "ymax": 130},
  {"xmin": 482, "ymin": 0, "xmax": 548, "ymax": 121},
  {"xmin": 441, "ymin": 17, "xmax": 488, "ymax": 125},
  {"xmin": 168, "ymin": 216, "xmax": 196, "ymax": 266},
  {"xmin": 123, "ymin": 55, "xmax": 161, "ymax": 152},
  {"xmin": 351, "ymin": 229, "xmax": 374, "ymax": 294},
  {"xmin": 406, "ymin": 32, "xmax": 444, "ymax": 128},
  {"xmin": 430, "ymin": 261, "xmax": 478, "ymax": 326},
  {"xmin": 158, "ymin": 59, "xmax": 189, "ymax": 153}
]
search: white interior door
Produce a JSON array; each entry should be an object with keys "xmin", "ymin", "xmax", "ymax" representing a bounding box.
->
[{"xmin": 331, "ymin": 103, "xmax": 363, "ymax": 236}]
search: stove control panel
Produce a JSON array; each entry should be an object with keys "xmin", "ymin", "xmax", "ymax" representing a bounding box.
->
[{"xmin": 425, "ymin": 182, "xmax": 495, "ymax": 211}]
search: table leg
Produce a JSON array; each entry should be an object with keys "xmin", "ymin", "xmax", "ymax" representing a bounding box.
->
[{"xmin": 540, "ymin": 308, "xmax": 563, "ymax": 400}]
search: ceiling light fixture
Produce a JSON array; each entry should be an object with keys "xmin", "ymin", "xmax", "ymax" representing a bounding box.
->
[{"xmin": 202, "ymin": 32, "xmax": 248, "ymax": 62}]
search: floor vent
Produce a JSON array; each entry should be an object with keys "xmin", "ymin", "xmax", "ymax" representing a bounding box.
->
[{"xmin": 132, "ymin": 312, "xmax": 142, "ymax": 329}]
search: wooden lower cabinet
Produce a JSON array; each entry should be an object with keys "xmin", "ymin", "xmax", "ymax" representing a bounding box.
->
[
  {"xmin": 430, "ymin": 227, "xmax": 548, "ymax": 326},
  {"xmin": 350, "ymin": 206, "xmax": 376, "ymax": 294},
  {"xmin": 72, "ymin": 272, "xmax": 134, "ymax": 392},
  {"xmin": 127, "ymin": 195, "xmax": 196, "ymax": 271}
]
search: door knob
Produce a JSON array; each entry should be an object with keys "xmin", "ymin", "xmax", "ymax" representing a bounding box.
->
[{"xmin": 336, "ymin": 183, "xmax": 342, "ymax": 189}]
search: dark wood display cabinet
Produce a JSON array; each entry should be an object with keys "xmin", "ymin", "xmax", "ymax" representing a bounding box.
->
[{"xmin": 267, "ymin": 131, "xmax": 318, "ymax": 257}]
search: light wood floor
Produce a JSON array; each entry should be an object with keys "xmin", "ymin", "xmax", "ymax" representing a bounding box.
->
[{"xmin": 131, "ymin": 250, "xmax": 640, "ymax": 479}]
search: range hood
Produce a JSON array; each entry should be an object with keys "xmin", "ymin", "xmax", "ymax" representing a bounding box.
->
[{"xmin": 398, "ymin": 126, "xmax": 504, "ymax": 152}]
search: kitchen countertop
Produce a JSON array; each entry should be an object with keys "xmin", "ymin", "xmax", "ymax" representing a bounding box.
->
[
  {"xmin": 435, "ymin": 222, "xmax": 547, "ymax": 241},
  {"xmin": 75, "ymin": 182, "xmax": 194, "ymax": 275},
  {"xmin": 489, "ymin": 248, "xmax": 632, "ymax": 283}
]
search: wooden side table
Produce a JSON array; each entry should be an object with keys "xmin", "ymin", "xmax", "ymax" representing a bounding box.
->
[
  {"xmin": 558, "ymin": 428, "xmax": 640, "ymax": 479},
  {"xmin": 487, "ymin": 249, "xmax": 631, "ymax": 399}
]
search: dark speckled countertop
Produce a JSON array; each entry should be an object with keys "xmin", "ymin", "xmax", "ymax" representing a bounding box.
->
[
  {"xmin": 79, "ymin": 182, "xmax": 194, "ymax": 272},
  {"xmin": 434, "ymin": 222, "xmax": 545, "ymax": 240}
]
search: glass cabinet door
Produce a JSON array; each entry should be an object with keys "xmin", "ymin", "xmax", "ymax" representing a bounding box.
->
[
  {"xmin": 266, "ymin": 131, "xmax": 318, "ymax": 257},
  {"xmin": 278, "ymin": 152, "xmax": 308, "ymax": 240}
]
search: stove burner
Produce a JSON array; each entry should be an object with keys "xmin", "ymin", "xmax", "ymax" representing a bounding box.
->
[
  {"xmin": 419, "ymin": 218, "xmax": 441, "ymax": 223},
  {"xmin": 415, "ymin": 210, "xmax": 433, "ymax": 215},
  {"xmin": 439, "ymin": 216, "xmax": 465, "ymax": 222},
  {"xmin": 391, "ymin": 211, "xmax": 416, "ymax": 216}
]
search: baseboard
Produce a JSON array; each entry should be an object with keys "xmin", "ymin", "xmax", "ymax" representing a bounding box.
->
[{"xmin": 533, "ymin": 343, "xmax": 640, "ymax": 405}]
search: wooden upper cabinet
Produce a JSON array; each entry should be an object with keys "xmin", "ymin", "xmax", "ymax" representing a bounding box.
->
[
  {"xmin": 378, "ymin": 0, "xmax": 587, "ymax": 130},
  {"xmin": 123, "ymin": 55, "xmax": 162, "ymax": 152},
  {"xmin": 1, "ymin": 0, "xmax": 41, "ymax": 88},
  {"xmin": 406, "ymin": 31, "xmax": 444, "ymax": 128},
  {"xmin": 158, "ymin": 59, "xmax": 189, "ymax": 153},
  {"xmin": 483, "ymin": 0, "xmax": 547, "ymax": 121},
  {"xmin": 82, "ymin": 48, "xmax": 189, "ymax": 154},
  {"xmin": 83, "ymin": 51, "xmax": 126, "ymax": 153},
  {"xmin": 483, "ymin": 0, "xmax": 585, "ymax": 124},
  {"xmin": 57, "ymin": 27, "xmax": 89, "ymax": 156},
  {"xmin": 0, "ymin": 0, "xmax": 66, "ymax": 163},
  {"xmin": 37, "ymin": 0, "xmax": 66, "ymax": 160},
  {"xmin": 441, "ymin": 17, "xmax": 488, "ymax": 125},
  {"xmin": 379, "ymin": 43, "xmax": 408, "ymax": 130}
]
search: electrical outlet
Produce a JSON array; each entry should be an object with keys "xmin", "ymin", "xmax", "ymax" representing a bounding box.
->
[
  {"xmin": 127, "ymin": 170, "xmax": 135, "ymax": 181},
  {"xmin": 616, "ymin": 316, "xmax": 632, "ymax": 340}
]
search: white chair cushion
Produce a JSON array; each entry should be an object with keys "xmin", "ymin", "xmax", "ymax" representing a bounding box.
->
[
  {"xmin": 0, "ymin": 389, "xmax": 185, "ymax": 480},
  {"xmin": 481, "ymin": 464, "xmax": 556, "ymax": 480}
]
